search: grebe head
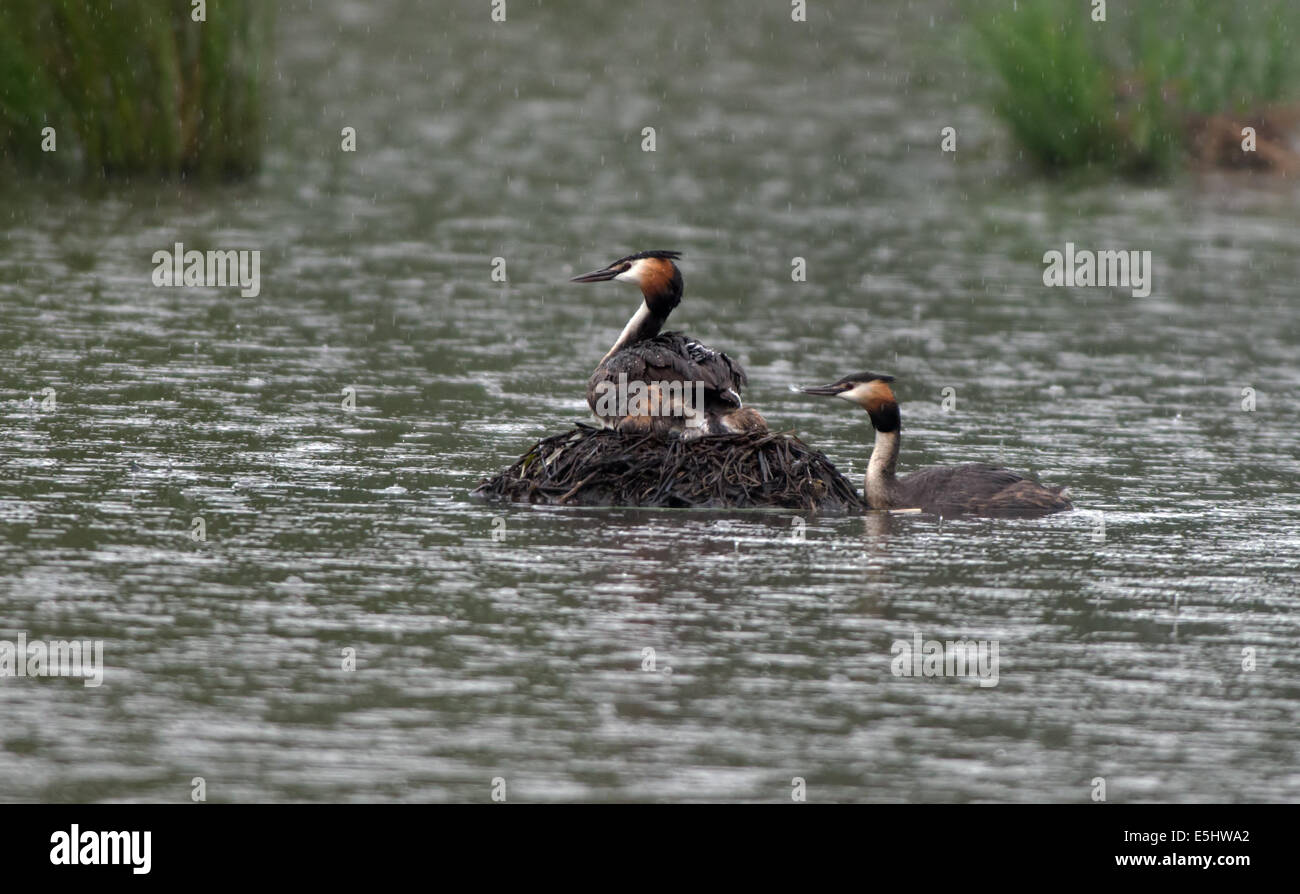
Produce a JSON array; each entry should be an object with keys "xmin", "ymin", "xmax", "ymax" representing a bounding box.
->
[
  {"xmin": 571, "ymin": 250, "xmax": 684, "ymax": 314},
  {"xmin": 801, "ymin": 372, "xmax": 900, "ymax": 432}
]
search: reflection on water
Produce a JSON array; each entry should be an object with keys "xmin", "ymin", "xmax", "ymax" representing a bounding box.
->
[{"xmin": 1, "ymin": 0, "xmax": 1298, "ymax": 802}]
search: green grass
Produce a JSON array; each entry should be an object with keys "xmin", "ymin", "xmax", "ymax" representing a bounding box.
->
[
  {"xmin": 0, "ymin": 0, "xmax": 271, "ymax": 179},
  {"xmin": 967, "ymin": 0, "xmax": 1300, "ymax": 175}
]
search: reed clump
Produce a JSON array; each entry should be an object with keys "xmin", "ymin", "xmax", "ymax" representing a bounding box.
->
[
  {"xmin": 0, "ymin": 0, "xmax": 270, "ymax": 179},
  {"xmin": 967, "ymin": 0, "xmax": 1300, "ymax": 175}
]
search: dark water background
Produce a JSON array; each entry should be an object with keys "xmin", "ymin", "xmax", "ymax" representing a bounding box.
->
[{"xmin": 1, "ymin": 1, "xmax": 1297, "ymax": 802}]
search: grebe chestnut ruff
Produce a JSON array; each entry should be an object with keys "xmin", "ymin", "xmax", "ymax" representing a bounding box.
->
[
  {"xmin": 572, "ymin": 251, "xmax": 767, "ymax": 437},
  {"xmin": 801, "ymin": 372, "xmax": 1072, "ymax": 517}
]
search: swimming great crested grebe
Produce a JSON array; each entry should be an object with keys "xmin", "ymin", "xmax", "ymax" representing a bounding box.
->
[
  {"xmin": 572, "ymin": 250, "xmax": 767, "ymax": 437},
  {"xmin": 801, "ymin": 372, "xmax": 1072, "ymax": 517}
]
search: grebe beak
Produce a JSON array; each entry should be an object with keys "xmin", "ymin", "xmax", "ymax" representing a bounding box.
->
[
  {"xmin": 800, "ymin": 382, "xmax": 852, "ymax": 396},
  {"xmin": 570, "ymin": 265, "xmax": 621, "ymax": 283}
]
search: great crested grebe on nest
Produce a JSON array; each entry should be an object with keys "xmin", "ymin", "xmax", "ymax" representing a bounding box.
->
[
  {"xmin": 572, "ymin": 250, "xmax": 768, "ymax": 437},
  {"xmin": 474, "ymin": 250, "xmax": 863, "ymax": 511}
]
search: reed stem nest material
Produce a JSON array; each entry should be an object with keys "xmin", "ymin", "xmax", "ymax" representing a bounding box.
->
[{"xmin": 474, "ymin": 425, "xmax": 867, "ymax": 512}]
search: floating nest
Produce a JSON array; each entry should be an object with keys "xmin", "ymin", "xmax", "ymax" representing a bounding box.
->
[
  {"xmin": 474, "ymin": 425, "xmax": 867, "ymax": 512},
  {"xmin": 1185, "ymin": 104, "xmax": 1300, "ymax": 175}
]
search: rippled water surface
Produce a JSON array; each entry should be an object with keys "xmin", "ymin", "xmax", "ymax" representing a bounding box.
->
[{"xmin": 1, "ymin": 0, "xmax": 1298, "ymax": 802}]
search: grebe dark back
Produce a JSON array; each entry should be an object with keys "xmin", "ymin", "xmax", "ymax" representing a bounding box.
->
[
  {"xmin": 572, "ymin": 250, "xmax": 767, "ymax": 437},
  {"xmin": 801, "ymin": 372, "xmax": 1072, "ymax": 517}
]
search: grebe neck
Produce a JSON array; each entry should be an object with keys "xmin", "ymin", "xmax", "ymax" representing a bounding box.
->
[
  {"xmin": 600, "ymin": 301, "xmax": 666, "ymax": 364},
  {"xmin": 865, "ymin": 426, "xmax": 901, "ymax": 509}
]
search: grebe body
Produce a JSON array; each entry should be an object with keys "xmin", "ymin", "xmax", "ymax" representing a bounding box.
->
[
  {"xmin": 572, "ymin": 251, "xmax": 766, "ymax": 437},
  {"xmin": 801, "ymin": 372, "xmax": 1072, "ymax": 517}
]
